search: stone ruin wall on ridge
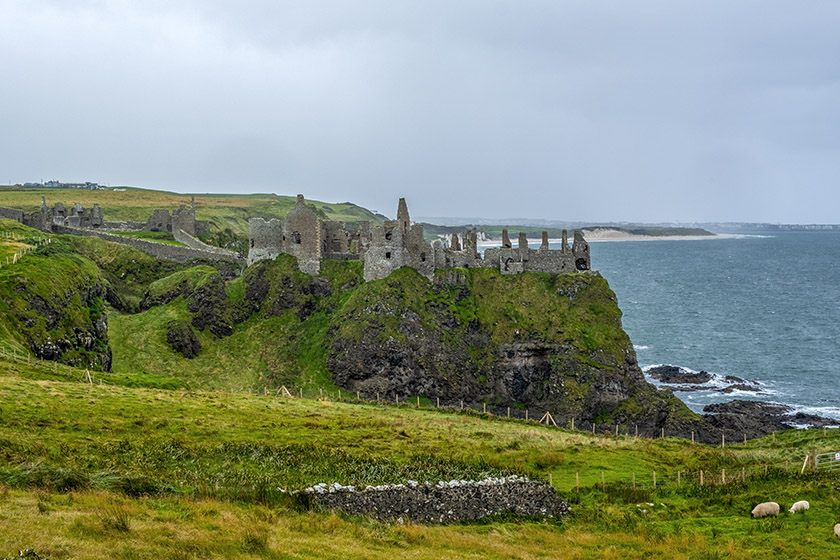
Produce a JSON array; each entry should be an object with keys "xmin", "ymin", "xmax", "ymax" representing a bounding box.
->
[{"xmin": 248, "ymin": 195, "xmax": 591, "ymax": 280}]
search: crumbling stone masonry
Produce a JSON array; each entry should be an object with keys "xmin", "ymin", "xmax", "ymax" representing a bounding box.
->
[
  {"xmin": 306, "ymin": 477, "xmax": 570, "ymax": 523},
  {"xmin": 248, "ymin": 195, "xmax": 591, "ymax": 280},
  {"xmin": 2, "ymin": 196, "xmax": 209, "ymax": 236}
]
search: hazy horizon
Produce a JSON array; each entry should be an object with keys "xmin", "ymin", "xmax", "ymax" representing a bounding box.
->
[{"xmin": 1, "ymin": 1, "xmax": 838, "ymax": 224}]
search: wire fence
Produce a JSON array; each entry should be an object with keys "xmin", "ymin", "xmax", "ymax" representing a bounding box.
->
[
  {"xmin": 0, "ymin": 233, "xmax": 52, "ymax": 267},
  {"xmin": 3, "ymin": 344, "xmax": 840, "ymax": 488}
]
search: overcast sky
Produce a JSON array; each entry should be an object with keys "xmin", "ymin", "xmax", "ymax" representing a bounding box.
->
[{"xmin": 1, "ymin": 1, "xmax": 838, "ymax": 223}]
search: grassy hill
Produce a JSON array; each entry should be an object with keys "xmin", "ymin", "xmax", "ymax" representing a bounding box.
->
[
  {"xmin": 1, "ymin": 355, "xmax": 839, "ymax": 558},
  {"xmin": 0, "ymin": 186, "xmax": 384, "ymax": 237},
  {"xmin": 2, "ymin": 219, "xmax": 840, "ymax": 558}
]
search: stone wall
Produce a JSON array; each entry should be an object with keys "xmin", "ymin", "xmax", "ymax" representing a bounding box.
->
[
  {"xmin": 305, "ymin": 476, "xmax": 569, "ymax": 523},
  {"xmin": 173, "ymin": 228, "xmax": 241, "ymax": 260},
  {"xmin": 248, "ymin": 218, "xmax": 284, "ymax": 266},
  {"xmin": 52, "ymin": 225, "xmax": 246, "ymax": 266},
  {"xmin": 0, "ymin": 207, "xmax": 24, "ymax": 222}
]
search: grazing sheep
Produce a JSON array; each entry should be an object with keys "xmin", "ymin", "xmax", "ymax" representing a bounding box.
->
[
  {"xmin": 789, "ymin": 500, "xmax": 809, "ymax": 514},
  {"xmin": 751, "ymin": 502, "xmax": 780, "ymax": 518},
  {"xmin": 834, "ymin": 523, "xmax": 840, "ymax": 538}
]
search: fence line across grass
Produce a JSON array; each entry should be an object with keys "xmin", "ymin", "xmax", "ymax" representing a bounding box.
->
[
  {"xmin": 3, "ymin": 346, "xmax": 840, "ymax": 490},
  {"xmin": 0, "ymin": 236, "xmax": 52, "ymax": 268}
]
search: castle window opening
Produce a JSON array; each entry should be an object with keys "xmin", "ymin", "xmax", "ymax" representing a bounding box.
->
[
  {"xmin": 385, "ymin": 231, "xmax": 392, "ymax": 241},
  {"xmin": 250, "ymin": 239, "xmax": 255, "ymax": 248},
  {"xmin": 293, "ymin": 232, "xmax": 301, "ymax": 244},
  {"xmin": 385, "ymin": 252, "xmax": 391, "ymax": 259},
  {"xmin": 420, "ymin": 252, "xmax": 426, "ymax": 262}
]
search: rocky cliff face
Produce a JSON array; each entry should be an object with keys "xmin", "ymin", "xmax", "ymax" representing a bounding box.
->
[
  {"xmin": 323, "ymin": 265, "xmax": 697, "ymax": 436},
  {"xmin": 0, "ymin": 241, "xmax": 112, "ymax": 370}
]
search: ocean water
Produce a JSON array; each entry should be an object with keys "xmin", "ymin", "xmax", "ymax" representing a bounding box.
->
[{"xmin": 588, "ymin": 231, "xmax": 840, "ymax": 419}]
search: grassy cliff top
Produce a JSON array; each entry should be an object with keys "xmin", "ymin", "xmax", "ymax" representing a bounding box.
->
[{"xmin": 0, "ymin": 186, "xmax": 384, "ymax": 236}]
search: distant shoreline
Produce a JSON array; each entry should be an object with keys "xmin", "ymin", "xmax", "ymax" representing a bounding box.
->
[{"xmin": 475, "ymin": 228, "xmax": 729, "ymax": 246}]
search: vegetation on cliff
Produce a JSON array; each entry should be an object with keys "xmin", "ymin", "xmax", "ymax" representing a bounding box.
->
[
  {"xmin": 0, "ymin": 356, "xmax": 838, "ymax": 558},
  {"xmin": 3, "ymin": 219, "xmax": 840, "ymax": 559}
]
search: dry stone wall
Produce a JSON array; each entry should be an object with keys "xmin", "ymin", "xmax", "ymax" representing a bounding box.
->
[
  {"xmin": 52, "ymin": 225, "xmax": 245, "ymax": 265},
  {"xmin": 303, "ymin": 476, "xmax": 569, "ymax": 523}
]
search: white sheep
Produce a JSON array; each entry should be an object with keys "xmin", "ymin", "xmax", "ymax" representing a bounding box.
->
[
  {"xmin": 834, "ymin": 523, "xmax": 840, "ymax": 538},
  {"xmin": 789, "ymin": 500, "xmax": 809, "ymax": 514},
  {"xmin": 751, "ymin": 502, "xmax": 780, "ymax": 518}
]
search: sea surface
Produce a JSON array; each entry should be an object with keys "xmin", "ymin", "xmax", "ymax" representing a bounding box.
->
[
  {"xmin": 589, "ymin": 231, "xmax": 840, "ymax": 420},
  {"xmin": 482, "ymin": 232, "xmax": 840, "ymax": 419}
]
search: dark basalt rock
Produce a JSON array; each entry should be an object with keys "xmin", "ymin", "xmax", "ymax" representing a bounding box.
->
[
  {"xmin": 166, "ymin": 320, "xmax": 202, "ymax": 359},
  {"xmin": 647, "ymin": 365, "xmax": 711, "ymax": 384},
  {"xmin": 702, "ymin": 399, "xmax": 839, "ymax": 436},
  {"xmin": 188, "ymin": 273, "xmax": 235, "ymax": 338}
]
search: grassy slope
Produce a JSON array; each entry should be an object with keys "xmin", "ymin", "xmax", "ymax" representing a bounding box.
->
[
  {"xmin": 1, "ymin": 358, "xmax": 839, "ymax": 558},
  {"xmin": 0, "ymin": 187, "xmax": 383, "ymax": 236}
]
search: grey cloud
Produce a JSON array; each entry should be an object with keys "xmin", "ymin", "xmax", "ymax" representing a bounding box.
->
[{"xmin": 1, "ymin": 0, "xmax": 838, "ymax": 223}]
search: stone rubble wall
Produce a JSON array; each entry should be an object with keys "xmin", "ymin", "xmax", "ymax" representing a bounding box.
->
[
  {"xmin": 173, "ymin": 228, "xmax": 240, "ymax": 259},
  {"xmin": 304, "ymin": 476, "xmax": 569, "ymax": 523},
  {"xmin": 52, "ymin": 225, "xmax": 246, "ymax": 266},
  {"xmin": 0, "ymin": 207, "xmax": 25, "ymax": 222}
]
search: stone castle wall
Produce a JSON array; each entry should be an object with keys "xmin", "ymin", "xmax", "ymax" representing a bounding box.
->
[
  {"xmin": 248, "ymin": 195, "xmax": 592, "ymax": 280},
  {"xmin": 52, "ymin": 225, "xmax": 245, "ymax": 265}
]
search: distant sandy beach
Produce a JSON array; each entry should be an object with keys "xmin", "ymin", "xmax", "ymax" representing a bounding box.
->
[
  {"xmin": 475, "ymin": 228, "xmax": 732, "ymax": 247},
  {"xmin": 581, "ymin": 228, "xmax": 727, "ymax": 243}
]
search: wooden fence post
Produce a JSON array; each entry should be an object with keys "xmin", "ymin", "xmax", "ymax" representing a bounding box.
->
[
  {"xmin": 722, "ymin": 468, "xmax": 726, "ymax": 484},
  {"xmin": 417, "ymin": 396, "xmax": 420, "ymax": 407},
  {"xmin": 632, "ymin": 472, "xmax": 635, "ymax": 488},
  {"xmin": 653, "ymin": 470, "xmax": 656, "ymax": 489},
  {"xmin": 741, "ymin": 466, "xmax": 745, "ymax": 482},
  {"xmin": 592, "ymin": 423, "xmax": 595, "ymax": 434},
  {"xmin": 507, "ymin": 406, "xmax": 509, "ymax": 417},
  {"xmin": 299, "ymin": 388, "xmax": 303, "ymax": 398},
  {"xmin": 601, "ymin": 471, "xmax": 605, "ymax": 491},
  {"xmin": 691, "ymin": 431, "xmax": 695, "ymax": 444},
  {"xmin": 525, "ymin": 409, "xmax": 528, "ymax": 421},
  {"xmin": 744, "ymin": 432, "xmax": 747, "ymax": 444},
  {"xmin": 357, "ymin": 390, "xmax": 360, "ymax": 401},
  {"xmin": 376, "ymin": 392, "xmax": 380, "ymax": 402},
  {"xmin": 677, "ymin": 471, "xmax": 681, "ymax": 487},
  {"xmin": 700, "ymin": 470, "xmax": 704, "ymax": 486},
  {"xmin": 576, "ymin": 472, "xmax": 580, "ymax": 492},
  {"xmin": 635, "ymin": 424, "xmax": 638, "ymax": 438},
  {"xmin": 661, "ymin": 427, "xmax": 664, "ymax": 439},
  {"xmin": 549, "ymin": 473, "xmax": 553, "ymax": 487},
  {"xmin": 483, "ymin": 402, "xmax": 486, "ymax": 413},
  {"xmin": 460, "ymin": 399, "xmax": 463, "ymax": 409},
  {"xmin": 721, "ymin": 433, "xmax": 725, "ymax": 448},
  {"xmin": 571, "ymin": 418, "xmax": 574, "ymax": 430},
  {"xmin": 437, "ymin": 397, "xmax": 440, "ymax": 408}
]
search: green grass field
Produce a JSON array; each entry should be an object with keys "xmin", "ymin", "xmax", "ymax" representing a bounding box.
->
[
  {"xmin": 1, "ymin": 352, "xmax": 840, "ymax": 558},
  {"xmin": 1, "ymin": 214, "xmax": 839, "ymax": 559}
]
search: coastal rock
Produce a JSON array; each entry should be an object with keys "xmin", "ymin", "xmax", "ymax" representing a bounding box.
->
[
  {"xmin": 647, "ymin": 365, "xmax": 711, "ymax": 384},
  {"xmin": 702, "ymin": 400, "xmax": 839, "ymax": 433}
]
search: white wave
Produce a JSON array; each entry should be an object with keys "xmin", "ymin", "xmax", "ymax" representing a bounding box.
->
[
  {"xmin": 633, "ymin": 345, "xmax": 650, "ymax": 350},
  {"xmin": 788, "ymin": 405, "xmax": 840, "ymax": 422},
  {"xmin": 641, "ymin": 363, "xmax": 771, "ymax": 393}
]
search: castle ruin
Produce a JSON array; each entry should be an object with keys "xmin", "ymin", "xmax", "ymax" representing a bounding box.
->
[
  {"xmin": 248, "ymin": 195, "xmax": 591, "ymax": 280},
  {"xmin": 0, "ymin": 196, "xmax": 210, "ymax": 236}
]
